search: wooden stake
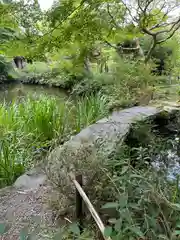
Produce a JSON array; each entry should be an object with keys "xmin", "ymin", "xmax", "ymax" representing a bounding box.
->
[
  {"xmin": 69, "ymin": 173, "xmax": 112, "ymax": 240},
  {"xmin": 75, "ymin": 174, "xmax": 83, "ymax": 232}
]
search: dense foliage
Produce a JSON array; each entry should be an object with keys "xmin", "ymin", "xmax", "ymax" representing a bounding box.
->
[
  {"xmin": 1, "ymin": 0, "xmax": 180, "ymax": 73},
  {"xmin": 0, "ymin": 0, "xmax": 179, "ymax": 93},
  {"xmin": 0, "ymin": 0, "xmax": 180, "ymax": 239}
]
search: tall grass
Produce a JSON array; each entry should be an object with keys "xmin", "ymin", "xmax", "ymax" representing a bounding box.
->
[
  {"xmin": 0, "ymin": 93, "xmax": 108, "ymax": 188},
  {"xmin": 74, "ymin": 93, "xmax": 108, "ymax": 132}
]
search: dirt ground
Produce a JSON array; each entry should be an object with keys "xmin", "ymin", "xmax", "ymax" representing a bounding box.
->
[{"xmin": 0, "ymin": 178, "xmax": 59, "ymax": 239}]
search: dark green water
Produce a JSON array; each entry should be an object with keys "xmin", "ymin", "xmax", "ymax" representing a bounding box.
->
[{"xmin": 0, "ymin": 83, "xmax": 68, "ymax": 103}]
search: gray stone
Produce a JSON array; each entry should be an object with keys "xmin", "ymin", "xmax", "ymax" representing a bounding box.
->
[
  {"xmin": 46, "ymin": 107, "xmax": 164, "ymax": 166},
  {"xmin": 14, "ymin": 167, "xmax": 47, "ymax": 190},
  {"xmin": 97, "ymin": 106, "xmax": 159, "ymax": 124},
  {"xmin": 66, "ymin": 106, "xmax": 161, "ymax": 157}
]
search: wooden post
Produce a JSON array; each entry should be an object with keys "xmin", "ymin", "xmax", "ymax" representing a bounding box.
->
[
  {"xmin": 75, "ymin": 174, "xmax": 83, "ymax": 232},
  {"xmin": 70, "ymin": 173, "xmax": 112, "ymax": 240}
]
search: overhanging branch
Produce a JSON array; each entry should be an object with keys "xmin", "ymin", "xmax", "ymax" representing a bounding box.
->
[{"xmin": 106, "ymin": 4, "xmax": 119, "ymax": 28}]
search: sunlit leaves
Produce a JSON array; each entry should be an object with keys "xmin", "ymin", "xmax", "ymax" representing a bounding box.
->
[
  {"xmin": 0, "ymin": 1, "xmax": 19, "ymax": 46},
  {"xmin": 16, "ymin": 0, "xmax": 43, "ymax": 35},
  {"xmin": 102, "ymin": 202, "xmax": 119, "ymax": 209},
  {"xmin": 139, "ymin": 8, "xmax": 169, "ymax": 31},
  {"xmin": 48, "ymin": 0, "xmax": 77, "ymax": 27}
]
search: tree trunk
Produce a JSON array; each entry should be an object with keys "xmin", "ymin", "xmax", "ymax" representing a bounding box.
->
[{"xmin": 144, "ymin": 37, "xmax": 157, "ymax": 64}]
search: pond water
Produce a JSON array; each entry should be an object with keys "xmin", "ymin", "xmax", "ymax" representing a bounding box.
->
[
  {"xmin": 0, "ymin": 82, "xmax": 68, "ymax": 103},
  {"xmin": 152, "ymin": 136, "xmax": 180, "ymax": 183}
]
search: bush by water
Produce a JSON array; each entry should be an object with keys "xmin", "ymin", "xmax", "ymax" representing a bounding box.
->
[{"xmin": 0, "ymin": 93, "xmax": 108, "ymax": 188}]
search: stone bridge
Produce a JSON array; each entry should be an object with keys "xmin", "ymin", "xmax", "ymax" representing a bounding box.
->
[{"xmin": 1, "ymin": 102, "xmax": 180, "ymax": 239}]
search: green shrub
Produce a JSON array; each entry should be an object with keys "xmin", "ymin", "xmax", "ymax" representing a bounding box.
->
[
  {"xmin": 72, "ymin": 72, "xmax": 114, "ymax": 96},
  {"xmin": 0, "ymin": 55, "xmax": 14, "ymax": 81},
  {"xmin": 102, "ymin": 158, "xmax": 180, "ymax": 239},
  {"xmin": 97, "ymin": 122, "xmax": 180, "ymax": 239},
  {"xmin": 0, "ymin": 135, "xmax": 25, "ymax": 188},
  {"xmin": 71, "ymin": 57, "xmax": 161, "ymax": 109}
]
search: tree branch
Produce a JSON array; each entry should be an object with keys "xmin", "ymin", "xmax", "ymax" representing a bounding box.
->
[
  {"xmin": 156, "ymin": 17, "xmax": 180, "ymax": 35},
  {"xmin": 106, "ymin": 4, "xmax": 119, "ymax": 28},
  {"xmin": 157, "ymin": 23, "xmax": 180, "ymax": 44},
  {"xmin": 121, "ymin": 0, "xmax": 138, "ymax": 23},
  {"xmin": 103, "ymin": 40, "xmax": 117, "ymax": 49}
]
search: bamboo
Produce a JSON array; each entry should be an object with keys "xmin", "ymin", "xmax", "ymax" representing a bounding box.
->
[{"xmin": 69, "ymin": 173, "xmax": 112, "ymax": 240}]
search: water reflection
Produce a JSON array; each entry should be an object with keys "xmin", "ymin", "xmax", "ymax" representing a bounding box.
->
[
  {"xmin": 0, "ymin": 83, "xmax": 68, "ymax": 103},
  {"xmin": 152, "ymin": 136, "xmax": 180, "ymax": 183}
]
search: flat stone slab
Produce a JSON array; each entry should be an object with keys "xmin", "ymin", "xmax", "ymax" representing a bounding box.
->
[
  {"xmin": 14, "ymin": 167, "xmax": 47, "ymax": 190},
  {"xmin": 70, "ymin": 106, "xmax": 161, "ymax": 155}
]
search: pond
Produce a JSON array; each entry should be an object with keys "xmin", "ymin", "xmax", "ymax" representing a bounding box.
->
[
  {"xmin": 125, "ymin": 118, "xmax": 180, "ymax": 187},
  {"xmin": 0, "ymin": 82, "xmax": 68, "ymax": 103},
  {"xmin": 152, "ymin": 135, "xmax": 180, "ymax": 183}
]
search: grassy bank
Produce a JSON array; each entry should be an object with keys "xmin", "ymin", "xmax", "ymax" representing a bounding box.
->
[
  {"xmin": 12, "ymin": 59, "xmax": 178, "ymax": 110},
  {"xmin": 0, "ymin": 93, "xmax": 108, "ymax": 188},
  {"xmin": 1, "ymin": 54, "xmax": 177, "ymax": 116}
]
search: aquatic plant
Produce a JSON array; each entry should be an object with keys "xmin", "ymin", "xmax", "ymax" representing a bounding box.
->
[{"xmin": 0, "ymin": 93, "xmax": 108, "ymax": 187}]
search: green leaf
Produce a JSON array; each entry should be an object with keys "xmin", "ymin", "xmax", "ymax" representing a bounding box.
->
[
  {"xmin": 121, "ymin": 166, "xmax": 129, "ymax": 175},
  {"xmin": 114, "ymin": 218, "xmax": 122, "ymax": 232},
  {"xmin": 69, "ymin": 223, "xmax": 80, "ymax": 236},
  {"xmin": 128, "ymin": 226, "xmax": 144, "ymax": 237},
  {"xmin": 176, "ymin": 223, "xmax": 180, "ymax": 229},
  {"xmin": 128, "ymin": 203, "xmax": 140, "ymax": 210},
  {"xmin": 0, "ymin": 223, "xmax": 6, "ymax": 235},
  {"xmin": 53, "ymin": 232, "xmax": 63, "ymax": 240},
  {"xmin": 118, "ymin": 193, "xmax": 128, "ymax": 208},
  {"xmin": 120, "ymin": 209, "xmax": 132, "ymax": 224},
  {"xmin": 102, "ymin": 202, "xmax": 119, "ymax": 209},
  {"xmin": 173, "ymin": 230, "xmax": 180, "ymax": 235},
  {"xmin": 104, "ymin": 226, "xmax": 112, "ymax": 237}
]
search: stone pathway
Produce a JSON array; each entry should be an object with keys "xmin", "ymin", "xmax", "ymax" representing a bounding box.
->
[{"xmin": 0, "ymin": 168, "xmax": 58, "ymax": 240}]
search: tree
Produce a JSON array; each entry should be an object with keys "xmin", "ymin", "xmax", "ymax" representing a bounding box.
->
[
  {"xmin": 2, "ymin": 0, "xmax": 179, "ymax": 69},
  {"xmin": 121, "ymin": 0, "xmax": 180, "ymax": 63},
  {"xmin": 0, "ymin": 0, "xmax": 48, "ymax": 60},
  {"xmin": 43, "ymin": 0, "xmax": 180, "ymax": 66},
  {"xmin": 16, "ymin": 0, "xmax": 43, "ymax": 38},
  {"xmin": 0, "ymin": 0, "xmax": 20, "ymax": 77},
  {"xmin": 0, "ymin": 0, "xmax": 19, "ymax": 45},
  {"xmin": 37, "ymin": 0, "xmax": 127, "ymax": 73}
]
